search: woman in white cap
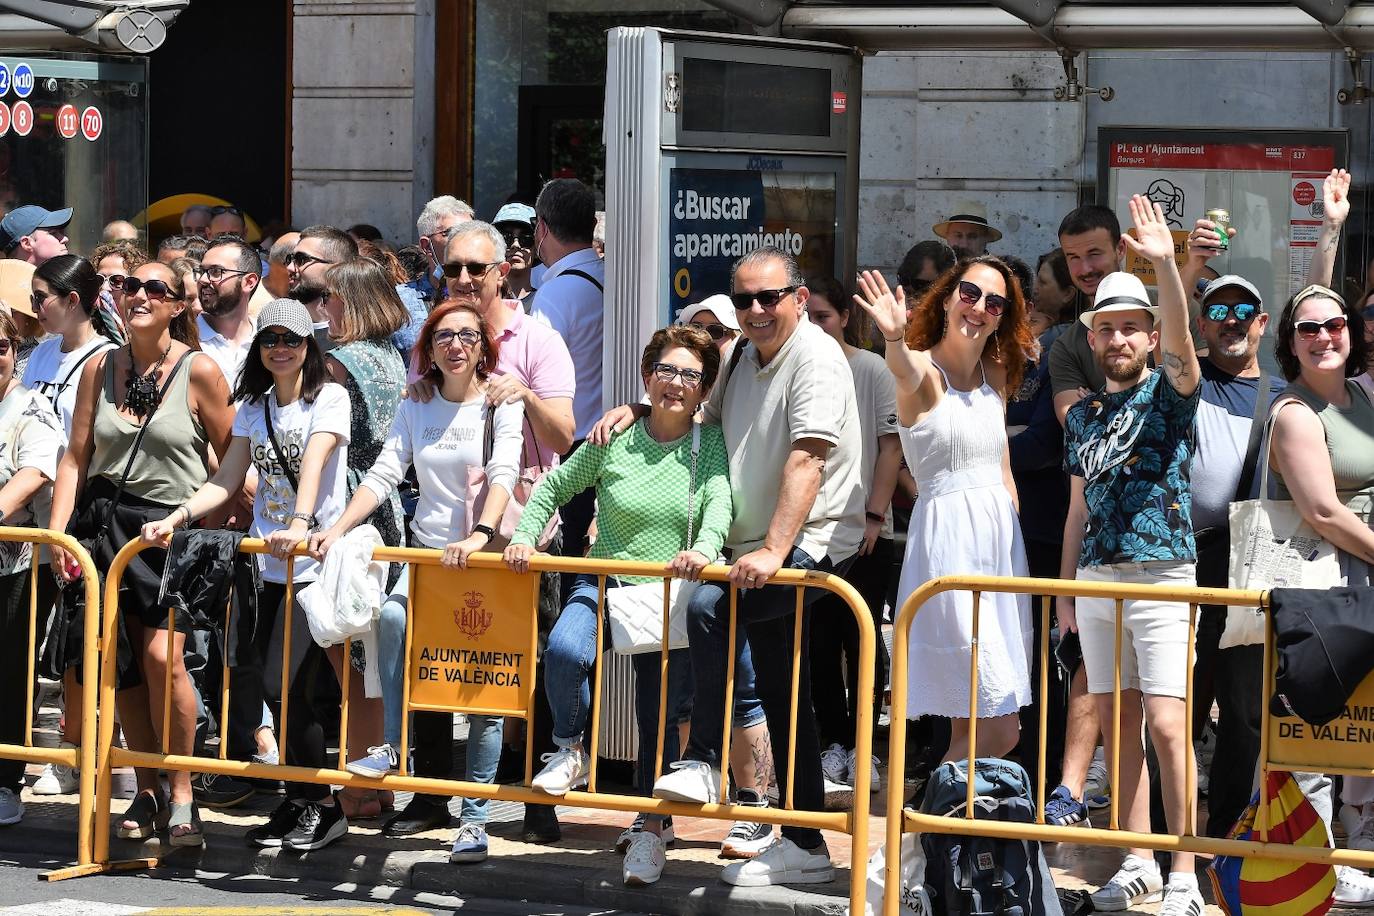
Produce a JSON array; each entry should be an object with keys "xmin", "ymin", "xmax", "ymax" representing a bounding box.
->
[
  {"xmin": 855, "ymin": 256, "xmax": 1037, "ymax": 762},
  {"xmin": 676, "ymin": 294, "xmax": 740, "ymax": 356},
  {"xmin": 141, "ymin": 297, "xmax": 352, "ymax": 852},
  {"xmin": 493, "ymin": 203, "xmax": 539, "ymax": 306}
]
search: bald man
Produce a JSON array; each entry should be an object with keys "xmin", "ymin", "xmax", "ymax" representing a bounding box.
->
[{"xmin": 102, "ymin": 220, "xmax": 140, "ymax": 243}]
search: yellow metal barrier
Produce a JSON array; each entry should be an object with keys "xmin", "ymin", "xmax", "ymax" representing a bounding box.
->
[
  {"xmin": 92, "ymin": 537, "xmax": 878, "ymax": 912},
  {"xmin": 0, "ymin": 527, "xmax": 103, "ymax": 882},
  {"xmin": 882, "ymin": 574, "xmax": 1374, "ymax": 916}
]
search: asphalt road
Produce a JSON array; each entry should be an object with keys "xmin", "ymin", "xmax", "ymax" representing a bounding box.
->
[{"xmin": 0, "ymin": 848, "xmax": 647, "ymax": 916}]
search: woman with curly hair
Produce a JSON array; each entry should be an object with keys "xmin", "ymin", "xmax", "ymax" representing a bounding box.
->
[{"xmin": 855, "ymin": 255, "xmax": 1037, "ymax": 761}]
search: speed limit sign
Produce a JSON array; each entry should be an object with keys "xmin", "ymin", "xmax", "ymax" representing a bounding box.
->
[
  {"xmin": 12, "ymin": 101, "xmax": 32, "ymax": 137},
  {"xmin": 0, "ymin": 103, "xmax": 11, "ymax": 138},
  {"xmin": 56, "ymin": 104, "xmax": 78, "ymax": 139},
  {"xmin": 80, "ymin": 106, "xmax": 101, "ymax": 141}
]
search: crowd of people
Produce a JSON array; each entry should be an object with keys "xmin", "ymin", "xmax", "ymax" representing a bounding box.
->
[{"xmin": 0, "ymin": 167, "xmax": 1367, "ymax": 910}]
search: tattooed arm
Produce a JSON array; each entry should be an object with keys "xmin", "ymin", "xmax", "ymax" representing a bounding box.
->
[
  {"xmin": 1123, "ymin": 194, "xmax": 1199, "ymax": 396},
  {"xmin": 1309, "ymin": 169, "xmax": 1350, "ymax": 290}
]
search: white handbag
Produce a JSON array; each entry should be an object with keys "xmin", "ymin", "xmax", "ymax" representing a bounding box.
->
[
  {"xmin": 1222, "ymin": 402, "xmax": 1342, "ymax": 649},
  {"xmin": 606, "ymin": 424, "xmax": 701, "ymax": 655}
]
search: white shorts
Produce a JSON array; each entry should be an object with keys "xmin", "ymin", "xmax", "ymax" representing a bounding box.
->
[{"xmin": 1075, "ymin": 561, "xmax": 1197, "ymax": 698}]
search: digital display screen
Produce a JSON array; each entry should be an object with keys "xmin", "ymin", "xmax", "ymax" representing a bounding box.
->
[{"xmin": 681, "ymin": 57, "xmax": 832, "ymax": 138}]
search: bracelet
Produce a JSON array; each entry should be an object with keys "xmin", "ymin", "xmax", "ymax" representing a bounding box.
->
[
  {"xmin": 472, "ymin": 523, "xmax": 496, "ymax": 541},
  {"xmin": 288, "ymin": 512, "xmax": 318, "ymax": 531},
  {"xmin": 883, "ymin": 334, "xmax": 905, "ymax": 342},
  {"xmin": 865, "ymin": 511, "xmax": 884, "ymax": 523},
  {"xmin": 174, "ymin": 505, "xmax": 192, "ymax": 528}
]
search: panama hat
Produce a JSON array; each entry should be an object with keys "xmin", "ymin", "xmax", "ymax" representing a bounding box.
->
[
  {"xmin": 932, "ymin": 200, "xmax": 1002, "ymax": 243},
  {"xmin": 1079, "ymin": 272, "xmax": 1159, "ymax": 328}
]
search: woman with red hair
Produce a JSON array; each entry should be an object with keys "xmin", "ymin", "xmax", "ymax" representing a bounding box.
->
[{"xmin": 855, "ymin": 255, "xmax": 1038, "ymax": 762}]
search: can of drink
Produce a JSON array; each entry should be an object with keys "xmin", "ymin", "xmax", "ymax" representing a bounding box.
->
[{"xmin": 1206, "ymin": 208, "xmax": 1231, "ymax": 251}]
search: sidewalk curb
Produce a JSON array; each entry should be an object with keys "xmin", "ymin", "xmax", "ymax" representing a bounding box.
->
[{"xmin": 5, "ymin": 804, "xmax": 855, "ymax": 916}]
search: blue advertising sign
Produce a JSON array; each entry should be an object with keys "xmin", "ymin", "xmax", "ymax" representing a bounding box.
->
[{"xmin": 12, "ymin": 63, "xmax": 32, "ymax": 99}]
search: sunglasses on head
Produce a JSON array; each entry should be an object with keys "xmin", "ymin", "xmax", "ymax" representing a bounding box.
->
[
  {"xmin": 258, "ymin": 330, "xmax": 307, "ymax": 349},
  {"xmin": 121, "ymin": 276, "xmax": 177, "ymax": 300},
  {"xmin": 693, "ymin": 322, "xmax": 730, "ymax": 341},
  {"xmin": 729, "ymin": 286, "xmax": 796, "ymax": 310},
  {"xmin": 957, "ymin": 279, "xmax": 1008, "ymax": 317},
  {"xmin": 651, "ymin": 362, "xmax": 704, "ymax": 388},
  {"xmin": 433, "ymin": 327, "xmax": 482, "ymax": 349},
  {"xmin": 441, "ymin": 261, "xmax": 498, "ymax": 281},
  {"xmin": 1204, "ymin": 302, "xmax": 1260, "ymax": 323},
  {"xmin": 1294, "ymin": 315, "xmax": 1348, "ymax": 339}
]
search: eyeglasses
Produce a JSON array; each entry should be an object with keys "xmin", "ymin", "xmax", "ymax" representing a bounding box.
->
[
  {"xmin": 957, "ymin": 279, "xmax": 1008, "ymax": 317},
  {"xmin": 441, "ymin": 261, "xmax": 499, "ymax": 281},
  {"xmin": 211, "ymin": 206, "xmax": 243, "ymax": 217},
  {"xmin": 29, "ymin": 291, "xmax": 54, "ymax": 311},
  {"xmin": 287, "ymin": 250, "xmax": 334, "ymax": 270},
  {"xmin": 1294, "ymin": 316, "xmax": 1348, "ymax": 339},
  {"xmin": 692, "ymin": 322, "xmax": 730, "ymax": 342},
  {"xmin": 729, "ymin": 286, "xmax": 796, "ymax": 310},
  {"xmin": 121, "ymin": 277, "xmax": 177, "ymax": 300},
  {"xmin": 1204, "ymin": 302, "xmax": 1260, "ymax": 323},
  {"xmin": 651, "ymin": 362, "xmax": 704, "ymax": 388},
  {"xmin": 500, "ymin": 228, "xmax": 535, "ymax": 249},
  {"xmin": 98, "ymin": 273, "xmax": 126, "ymax": 289},
  {"xmin": 258, "ymin": 330, "xmax": 307, "ymax": 349},
  {"xmin": 193, "ymin": 264, "xmax": 252, "ymax": 282},
  {"xmin": 433, "ymin": 327, "xmax": 482, "ymax": 349}
]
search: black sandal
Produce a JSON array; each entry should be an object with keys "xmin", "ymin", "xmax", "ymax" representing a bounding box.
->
[{"xmin": 116, "ymin": 790, "xmax": 168, "ymax": 839}]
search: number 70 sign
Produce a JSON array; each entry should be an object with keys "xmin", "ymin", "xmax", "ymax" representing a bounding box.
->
[{"xmin": 54, "ymin": 103, "xmax": 101, "ymax": 141}]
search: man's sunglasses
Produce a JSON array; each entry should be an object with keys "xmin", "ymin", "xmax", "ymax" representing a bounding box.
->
[
  {"xmin": 730, "ymin": 286, "xmax": 796, "ymax": 310},
  {"xmin": 433, "ymin": 327, "xmax": 482, "ymax": 349},
  {"xmin": 500, "ymin": 228, "xmax": 535, "ymax": 249},
  {"xmin": 287, "ymin": 251, "xmax": 334, "ymax": 269},
  {"xmin": 1204, "ymin": 302, "xmax": 1260, "ymax": 323},
  {"xmin": 258, "ymin": 330, "xmax": 307, "ymax": 349},
  {"xmin": 442, "ymin": 261, "xmax": 498, "ymax": 281},
  {"xmin": 651, "ymin": 362, "xmax": 704, "ymax": 388},
  {"xmin": 1294, "ymin": 316, "xmax": 1348, "ymax": 339},
  {"xmin": 957, "ymin": 279, "xmax": 1008, "ymax": 317},
  {"xmin": 121, "ymin": 277, "xmax": 177, "ymax": 300}
]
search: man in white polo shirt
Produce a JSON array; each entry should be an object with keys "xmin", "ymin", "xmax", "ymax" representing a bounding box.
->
[{"xmin": 639, "ymin": 246, "xmax": 865, "ymax": 887}]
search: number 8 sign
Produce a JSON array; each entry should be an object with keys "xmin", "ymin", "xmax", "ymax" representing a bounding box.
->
[
  {"xmin": 57, "ymin": 104, "xmax": 77, "ymax": 139},
  {"xmin": 81, "ymin": 106, "xmax": 101, "ymax": 141},
  {"xmin": 12, "ymin": 101, "xmax": 32, "ymax": 137}
]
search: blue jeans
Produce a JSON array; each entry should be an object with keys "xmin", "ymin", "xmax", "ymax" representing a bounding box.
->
[
  {"xmin": 683, "ymin": 546, "xmax": 845, "ymax": 849},
  {"xmin": 377, "ymin": 564, "xmax": 503, "ymax": 824}
]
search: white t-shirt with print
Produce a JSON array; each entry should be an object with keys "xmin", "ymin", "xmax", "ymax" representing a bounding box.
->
[
  {"xmin": 0, "ymin": 385, "xmax": 61, "ymax": 575},
  {"xmin": 232, "ymin": 382, "xmax": 351, "ymax": 583},
  {"xmin": 22, "ymin": 335, "xmax": 116, "ymax": 441}
]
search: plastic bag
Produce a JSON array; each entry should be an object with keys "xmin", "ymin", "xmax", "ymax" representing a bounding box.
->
[{"xmin": 854, "ymin": 833, "xmax": 932, "ymax": 916}]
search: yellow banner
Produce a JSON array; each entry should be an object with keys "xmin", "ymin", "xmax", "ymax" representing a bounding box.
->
[
  {"xmin": 1268, "ymin": 657, "xmax": 1374, "ymax": 771},
  {"xmin": 407, "ymin": 563, "xmax": 540, "ymax": 717}
]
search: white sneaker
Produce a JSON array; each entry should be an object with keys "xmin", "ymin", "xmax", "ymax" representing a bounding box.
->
[
  {"xmin": 615, "ymin": 813, "xmax": 675, "ymax": 853},
  {"xmin": 721, "ymin": 788, "xmax": 772, "ymax": 859},
  {"xmin": 0, "ymin": 787, "xmax": 23, "ymax": 825},
  {"xmin": 1090, "ymin": 854, "xmax": 1163, "ymax": 911},
  {"xmin": 820, "ymin": 743, "xmax": 848, "ymax": 784},
  {"xmin": 1337, "ymin": 866, "xmax": 1374, "ymax": 908},
  {"xmin": 32, "ymin": 744, "xmax": 78, "ymax": 796},
  {"xmin": 622, "ymin": 831, "xmax": 667, "ymax": 887},
  {"xmin": 652, "ymin": 760, "xmax": 720, "ymax": 805},
  {"xmin": 1159, "ymin": 881, "xmax": 1204, "ymax": 916},
  {"xmin": 1350, "ymin": 807, "xmax": 1374, "ymax": 853},
  {"xmin": 721, "ymin": 836, "xmax": 834, "ymax": 887},
  {"xmin": 847, "ymin": 747, "xmax": 880, "ymax": 793},
  {"xmin": 531, "ymin": 746, "xmax": 589, "ymax": 796}
]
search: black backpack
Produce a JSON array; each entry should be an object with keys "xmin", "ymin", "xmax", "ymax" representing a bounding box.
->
[{"xmin": 920, "ymin": 758, "xmax": 1062, "ymax": 916}]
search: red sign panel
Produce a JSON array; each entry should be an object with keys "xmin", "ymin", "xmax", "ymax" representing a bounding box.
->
[{"xmin": 1107, "ymin": 142, "xmax": 1336, "ymax": 172}]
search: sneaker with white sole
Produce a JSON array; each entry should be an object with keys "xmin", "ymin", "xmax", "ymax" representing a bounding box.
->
[
  {"xmin": 721, "ymin": 788, "xmax": 772, "ymax": 859},
  {"xmin": 282, "ymin": 800, "xmax": 348, "ymax": 851},
  {"xmin": 652, "ymin": 760, "xmax": 720, "ymax": 805},
  {"xmin": 622, "ymin": 831, "xmax": 666, "ymax": 887},
  {"xmin": 345, "ymin": 744, "xmax": 398, "ymax": 778},
  {"xmin": 721, "ymin": 836, "xmax": 834, "ymax": 887},
  {"xmin": 32, "ymin": 744, "xmax": 78, "ymax": 796},
  {"xmin": 449, "ymin": 822, "xmax": 489, "ymax": 863},
  {"xmin": 820, "ymin": 743, "xmax": 848, "ymax": 784},
  {"xmin": 0, "ymin": 788, "xmax": 23, "ymax": 825},
  {"xmin": 1336, "ymin": 865, "xmax": 1374, "ymax": 908},
  {"xmin": 615, "ymin": 813, "xmax": 674, "ymax": 853},
  {"xmin": 1159, "ymin": 881, "xmax": 1204, "ymax": 916},
  {"xmin": 847, "ymin": 747, "xmax": 880, "ymax": 793},
  {"xmin": 1090, "ymin": 854, "xmax": 1163, "ymax": 911},
  {"xmin": 531, "ymin": 746, "xmax": 589, "ymax": 796}
]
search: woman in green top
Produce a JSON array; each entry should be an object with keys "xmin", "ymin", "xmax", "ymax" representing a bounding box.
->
[{"xmin": 504, "ymin": 325, "xmax": 731, "ymax": 888}]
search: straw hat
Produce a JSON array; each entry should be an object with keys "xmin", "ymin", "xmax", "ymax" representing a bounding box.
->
[{"xmin": 932, "ymin": 200, "xmax": 1002, "ymax": 243}]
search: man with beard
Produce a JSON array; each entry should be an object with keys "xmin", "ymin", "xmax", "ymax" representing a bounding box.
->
[
  {"xmin": 195, "ymin": 236, "xmax": 260, "ymax": 387},
  {"xmin": 1048, "ymin": 205, "xmax": 1127, "ymax": 425},
  {"xmin": 287, "ymin": 225, "xmax": 358, "ymax": 351},
  {"xmin": 1058, "ymin": 196, "xmax": 1204, "ymax": 916}
]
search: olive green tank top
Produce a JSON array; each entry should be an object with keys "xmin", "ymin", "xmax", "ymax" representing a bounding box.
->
[
  {"xmin": 90, "ymin": 350, "xmax": 210, "ymax": 505},
  {"xmin": 1274, "ymin": 379, "xmax": 1374, "ymax": 520}
]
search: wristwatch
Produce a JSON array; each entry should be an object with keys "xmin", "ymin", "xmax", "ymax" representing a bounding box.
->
[
  {"xmin": 472, "ymin": 523, "xmax": 496, "ymax": 540},
  {"xmin": 289, "ymin": 512, "xmax": 319, "ymax": 531}
]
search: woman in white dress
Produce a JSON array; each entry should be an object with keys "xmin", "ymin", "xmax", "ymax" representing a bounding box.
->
[{"xmin": 855, "ymin": 256, "xmax": 1038, "ymax": 761}]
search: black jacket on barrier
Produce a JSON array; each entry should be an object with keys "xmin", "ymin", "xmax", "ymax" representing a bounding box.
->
[
  {"xmin": 159, "ymin": 528, "xmax": 260, "ymax": 667},
  {"xmin": 1270, "ymin": 586, "xmax": 1374, "ymax": 726}
]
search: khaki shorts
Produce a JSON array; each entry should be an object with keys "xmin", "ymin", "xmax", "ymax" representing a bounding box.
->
[{"xmin": 1076, "ymin": 561, "xmax": 1197, "ymax": 698}]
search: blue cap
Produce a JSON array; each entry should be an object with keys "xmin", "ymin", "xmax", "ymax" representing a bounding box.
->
[
  {"xmin": 492, "ymin": 203, "xmax": 535, "ymax": 227},
  {"xmin": 0, "ymin": 205, "xmax": 72, "ymax": 253}
]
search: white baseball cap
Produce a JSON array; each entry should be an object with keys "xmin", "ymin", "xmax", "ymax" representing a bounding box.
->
[
  {"xmin": 1080, "ymin": 272, "xmax": 1158, "ymax": 328},
  {"xmin": 677, "ymin": 294, "xmax": 740, "ymax": 332}
]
